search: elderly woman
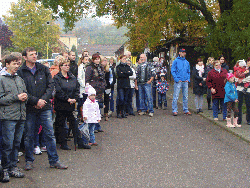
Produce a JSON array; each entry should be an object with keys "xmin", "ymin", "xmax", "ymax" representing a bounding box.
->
[
  {"xmin": 206, "ymin": 60, "xmax": 228, "ymax": 120},
  {"xmin": 193, "ymin": 58, "xmax": 206, "ymax": 113},
  {"xmin": 204, "ymin": 57, "xmax": 214, "ymax": 110},
  {"xmin": 85, "ymin": 53, "xmax": 106, "ymax": 132},
  {"xmin": 53, "ymin": 59, "xmax": 80, "ymax": 150}
]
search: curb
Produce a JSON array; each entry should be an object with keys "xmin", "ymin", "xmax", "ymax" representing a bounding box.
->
[{"xmin": 166, "ymin": 92, "xmax": 250, "ymax": 144}]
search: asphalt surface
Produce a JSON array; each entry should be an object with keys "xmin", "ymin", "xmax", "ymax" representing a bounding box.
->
[{"xmin": 2, "ymin": 99, "xmax": 250, "ymax": 187}]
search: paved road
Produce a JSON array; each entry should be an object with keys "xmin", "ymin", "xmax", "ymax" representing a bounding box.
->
[{"xmin": 2, "ymin": 102, "xmax": 250, "ymax": 187}]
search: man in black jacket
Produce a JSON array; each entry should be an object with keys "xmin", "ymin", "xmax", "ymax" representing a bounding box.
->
[
  {"xmin": 17, "ymin": 47, "xmax": 68, "ymax": 170},
  {"xmin": 69, "ymin": 51, "xmax": 78, "ymax": 77}
]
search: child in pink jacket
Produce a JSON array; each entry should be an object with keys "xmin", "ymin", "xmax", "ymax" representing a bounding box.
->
[{"xmin": 83, "ymin": 86, "xmax": 101, "ymax": 146}]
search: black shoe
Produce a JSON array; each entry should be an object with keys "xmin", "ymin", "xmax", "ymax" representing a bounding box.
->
[
  {"xmin": 94, "ymin": 130, "xmax": 98, "ymax": 133},
  {"xmin": 98, "ymin": 130, "xmax": 104, "ymax": 132},
  {"xmin": 60, "ymin": 145, "xmax": 71, "ymax": 150},
  {"xmin": 199, "ymin": 109, "xmax": 203, "ymax": 113},
  {"xmin": 117, "ymin": 114, "xmax": 122, "ymax": 118},
  {"xmin": 78, "ymin": 144, "xmax": 91, "ymax": 149},
  {"xmin": 2, "ymin": 169, "xmax": 9, "ymax": 183},
  {"xmin": 196, "ymin": 109, "xmax": 200, "ymax": 114},
  {"xmin": 248, "ymin": 122, "xmax": 250, "ymax": 125},
  {"xmin": 129, "ymin": 112, "xmax": 135, "ymax": 116}
]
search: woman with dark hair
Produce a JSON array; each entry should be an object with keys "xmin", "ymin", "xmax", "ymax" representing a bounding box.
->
[
  {"xmin": 53, "ymin": 59, "xmax": 80, "ymax": 150},
  {"xmin": 219, "ymin": 55, "xmax": 229, "ymax": 72},
  {"xmin": 85, "ymin": 53, "xmax": 106, "ymax": 132},
  {"xmin": 193, "ymin": 58, "xmax": 206, "ymax": 113},
  {"xmin": 206, "ymin": 60, "xmax": 228, "ymax": 121},
  {"xmin": 116, "ymin": 55, "xmax": 133, "ymax": 118}
]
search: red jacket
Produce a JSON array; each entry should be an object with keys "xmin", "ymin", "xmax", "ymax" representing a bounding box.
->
[{"xmin": 206, "ymin": 68, "xmax": 228, "ymax": 99}]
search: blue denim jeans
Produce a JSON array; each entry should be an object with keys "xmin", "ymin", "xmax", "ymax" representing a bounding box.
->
[
  {"xmin": 135, "ymin": 89, "xmax": 140, "ymax": 112},
  {"xmin": 109, "ymin": 88, "xmax": 114, "ymax": 112},
  {"xmin": 82, "ymin": 123, "xmax": 97, "ymax": 144},
  {"xmin": 34, "ymin": 124, "xmax": 45, "ymax": 147},
  {"xmin": 127, "ymin": 88, "xmax": 135, "ymax": 113},
  {"xmin": 212, "ymin": 98, "xmax": 227, "ymax": 119},
  {"xmin": 152, "ymin": 86, "xmax": 157, "ymax": 107},
  {"xmin": 95, "ymin": 102, "xmax": 103, "ymax": 131},
  {"xmin": 2, "ymin": 120, "xmax": 25, "ymax": 170},
  {"xmin": 172, "ymin": 82, "xmax": 189, "ymax": 113},
  {"xmin": 24, "ymin": 110, "xmax": 59, "ymax": 165},
  {"xmin": 0, "ymin": 120, "xmax": 2, "ymax": 161},
  {"xmin": 158, "ymin": 93, "xmax": 167, "ymax": 107},
  {"xmin": 138, "ymin": 83, "xmax": 154, "ymax": 113}
]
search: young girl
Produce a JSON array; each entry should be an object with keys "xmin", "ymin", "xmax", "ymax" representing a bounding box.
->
[
  {"xmin": 83, "ymin": 86, "xmax": 101, "ymax": 146},
  {"xmin": 156, "ymin": 73, "xmax": 169, "ymax": 110},
  {"xmin": 224, "ymin": 73, "xmax": 240, "ymax": 128}
]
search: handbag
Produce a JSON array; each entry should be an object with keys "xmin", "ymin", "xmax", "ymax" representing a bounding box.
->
[{"xmin": 78, "ymin": 122, "xmax": 90, "ymax": 141}]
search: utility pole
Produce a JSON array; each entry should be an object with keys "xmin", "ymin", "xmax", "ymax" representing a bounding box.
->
[{"xmin": 46, "ymin": 21, "xmax": 50, "ymax": 59}]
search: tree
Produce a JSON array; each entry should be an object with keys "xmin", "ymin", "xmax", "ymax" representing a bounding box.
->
[
  {"xmin": 0, "ymin": 18, "xmax": 13, "ymax": 50},
  {"xmin": 3, "ymin": 0, "xmax": 61, "ymax": 58},
  {"xmin": 34, "ymin": 0, "xmax": 91, "ymax": 31},
  {"xmin": 93, "ymin": 0, "xmax": 249, "ymax": 65}
]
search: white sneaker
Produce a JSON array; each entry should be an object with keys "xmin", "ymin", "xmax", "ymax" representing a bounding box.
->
[
  {"xmin": 33, "ymin": 146, "xmax": 42, "ymax": 155},
  {"xmin": 139, "ymin": 111, "xmax": 146, "ymax": 115},
  {"xmin": 108, "ymin": 111, "xmax": 113, "ymax": 116},
  {"xmin": 41, "ymin": 146, "xmax": 47, "ymax": 152},
  {"xmin": 149, "ymin": 113, "xmax": 154, "ymax": 117}
]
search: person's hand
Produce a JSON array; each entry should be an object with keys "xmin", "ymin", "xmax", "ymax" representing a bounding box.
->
[
  {"xmin": 211, "ymin": 88, "xmax": 216, "ymax": 94},
  {"xmin": 84, "ymin": 117, "xmax": 87, "ymax": 121},
  {"xmin": 199, "ymin": 83, "xmax": 202, "ymax": 86},
  {"xmin": 238, "ymin": 79, "xmax": 242, "ymax": 83},
  {"xmin": 178, "ymin": 80, "xmax": 182, "ymax": 83},
  {"xmin": 235, "ymin": 99, "xmax": 239, "ymax": 103},
  {"xmin": 244, "ymin": 70, "xmax": 249, "ymax": 74},
  {"xmin": 203, "ymin": 78, "xmax": 206, "ymax": 81},
  {"xmin": 18, "ymin": 93, "xmax": 28, "ymax": 102},
  {"xmin": 98, "ymin": 120, "xmax": 100, "ymax": 123},
  {"xmin": 135, "ymin": 86, "xmax": 138, "ymax": 90},
  {"xmin": 147, "ymin": 80, "xmax": 151, "ymax": 84},
  {"xmin": 37, "ymin": 99, "xmax": 47, "ymax": 109}
]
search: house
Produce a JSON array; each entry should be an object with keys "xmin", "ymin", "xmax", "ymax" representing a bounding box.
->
[{"xmin": 59, "ymin": 34, "xmax": 78, "ymax": 51}]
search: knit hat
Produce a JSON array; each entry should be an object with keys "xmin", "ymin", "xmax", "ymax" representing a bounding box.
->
[
  {"xmin": 153, "ymin": 57, "xmax": 159, "ymax": 62},
  {"xmin": 227, "ymin": 73, "xmax": 234, "ymax": 80},
  {"xmin": 239, "ymin": 60, "xmax": 246, "ymax": 67},
  {"xmin": 88, "ymin": 85, "xmax": 96, "ymax": 96}
]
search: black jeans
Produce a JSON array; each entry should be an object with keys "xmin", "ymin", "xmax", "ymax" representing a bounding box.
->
[
  {"xmin": 238, "ymin": 91, "xmax": 250, "ymax": 124},
  {"xmin": 55, "ymin": 110, "xmax": 76, "ymax": 145}
]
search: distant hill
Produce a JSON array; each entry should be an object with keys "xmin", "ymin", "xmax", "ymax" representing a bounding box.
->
[{"xmin": 56, "ymin": 18, "xmax": 128, "ymax": 46}]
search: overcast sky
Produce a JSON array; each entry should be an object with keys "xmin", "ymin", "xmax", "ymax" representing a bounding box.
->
[{"xmin": 0, "ymin": 0, "xmax": 18, "ymax": 18}]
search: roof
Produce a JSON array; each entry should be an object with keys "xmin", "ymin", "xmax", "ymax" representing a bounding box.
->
[{"xmin": 77, "ymin": 44, "xmax": 122, "ymax": 56}]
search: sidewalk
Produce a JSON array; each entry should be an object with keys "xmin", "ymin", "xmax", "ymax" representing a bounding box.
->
[{"xmin": 165, "ymin": 83, "xmax": 250, "ymax": 143}]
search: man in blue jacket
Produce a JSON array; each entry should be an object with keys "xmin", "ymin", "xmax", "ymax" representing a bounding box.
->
[{"xmin": 171, "ymin": 48, "xmax": 192, "ymax": 116}]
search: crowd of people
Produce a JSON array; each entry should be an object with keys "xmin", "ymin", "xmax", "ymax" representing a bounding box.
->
[{"xmin": 0, "ymin": 46, "xmax": 250, "ymax": 183}]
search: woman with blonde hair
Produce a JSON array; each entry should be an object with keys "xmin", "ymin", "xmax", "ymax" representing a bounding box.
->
[
  {"xmin": 77, "ymin": 55, "xmax": 89, "ymax": 122},
  {"xmin": 204, "ymin": 57, "xmax": 214, "ymax": 110},
  {"xmin": 101, "ymin": 56, "xmax": 110, "ymax": 121},
  {"xmin": 50, "ymin": 55, "xmax": 64, "ymax": 78}
]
